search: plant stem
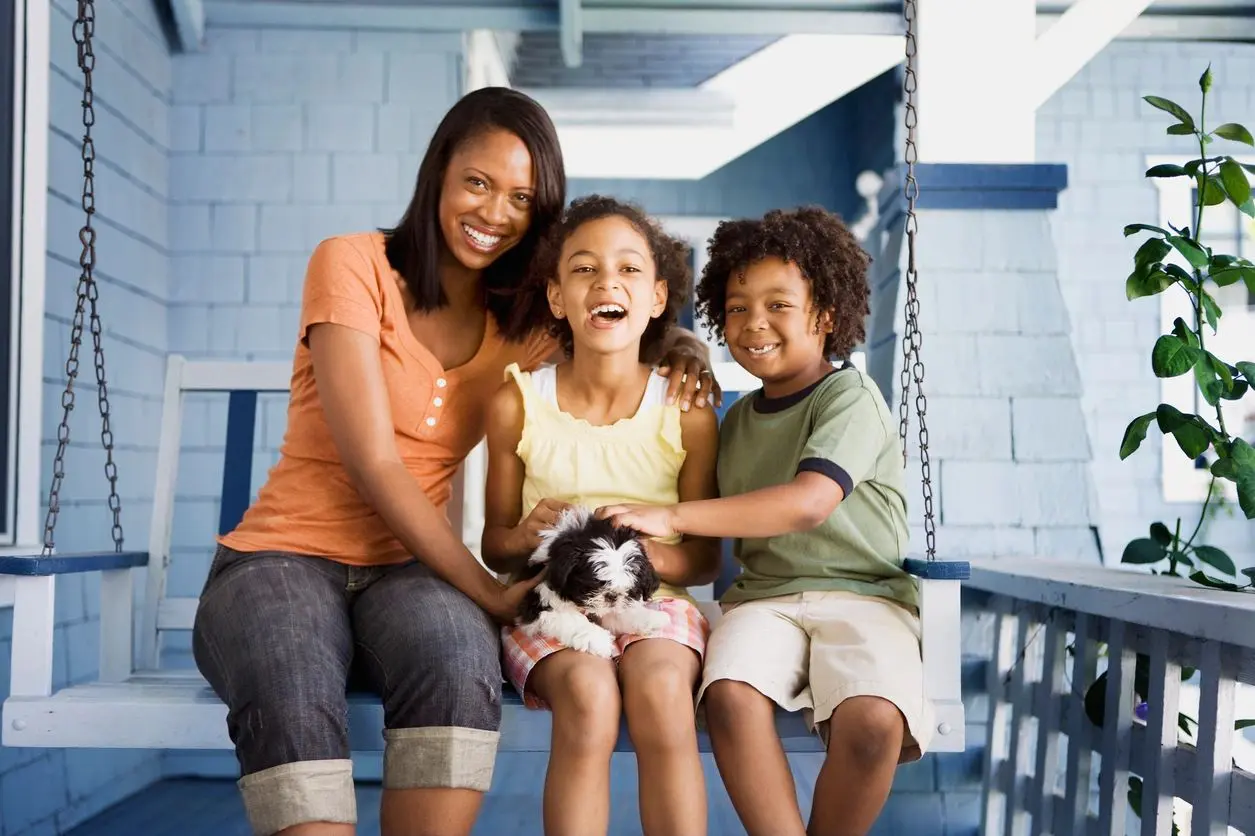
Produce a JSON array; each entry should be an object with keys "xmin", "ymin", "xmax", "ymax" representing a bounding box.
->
[
  {"xmin": 1192, "ymin": 89, "xmax": 1230, "ymax": 440},
  {"xmin": 1170, "ymin": 518, "xmax": 1182, "ymax": 574},
  {"xmin": 1181, "ymin": 475, "xmax": 1216, "ymax": 554}
]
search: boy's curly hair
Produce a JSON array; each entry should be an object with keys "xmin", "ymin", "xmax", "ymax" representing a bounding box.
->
[
  {"xmin": 522, "ymin": 194, "xmax": 692, "ymax": 361},
  {"xmin": 695, "ymin": 206, "xmax": 870, "ymax": 359}
]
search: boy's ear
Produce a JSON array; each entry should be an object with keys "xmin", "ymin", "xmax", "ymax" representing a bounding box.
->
[
  {"xmin": 816, "ymin": 309, "xmax": 835, "ymax": 334},
  {"xmin": 547, "ymin": 280, "xmax": 565, "ymax": 319},
  {"xmin": 650, "ymin": 279, "xmax": 668, "ymax": 319}
]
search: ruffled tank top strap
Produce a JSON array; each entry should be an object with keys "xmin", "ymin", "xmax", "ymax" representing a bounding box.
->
[
  {"xmin": 641, "ymin": 372, "xmax": 685, "ymax": 457},
  {"xmin": 503, "ymin": 362, "xmax": 547, "ymax": 457}
]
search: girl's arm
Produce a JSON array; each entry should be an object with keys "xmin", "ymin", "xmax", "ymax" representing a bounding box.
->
[
  {"xmin": 480, "ymin": 381, "xmax": 571, "ymax": 573},
  {"xmin": 645, "ymin": 404, "xmax": 722, "ymax": 586},
  {"xmin": 308, "ymin": 323, "xmax": 539, "ymax": 622},
  {"xmin": 601, "ymin": 472, "xmax": 844, "ymax": 541}
]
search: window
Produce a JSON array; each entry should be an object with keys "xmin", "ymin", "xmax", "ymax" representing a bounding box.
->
[
  {"xmin": 1147, "ymin": 155, "xmax": 1255, "ymax": 504},
  {"xmin": 3, "ymin": 0, "xmax": 49, "ymax": 549}
]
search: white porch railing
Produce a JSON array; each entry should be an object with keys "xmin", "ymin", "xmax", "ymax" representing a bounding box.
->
[{"xmin": 966, "ymin": 557, "xmax": 1255, "ymax": 836}]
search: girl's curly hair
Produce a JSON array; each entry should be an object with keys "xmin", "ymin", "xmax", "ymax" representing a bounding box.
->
[
  {"xmin": 519, "ymin": 194, "xmax": 692, "ymax": 361},
  {"xmin": 695, "ymin": 206, "xmax": 871, "ymax": 360}
]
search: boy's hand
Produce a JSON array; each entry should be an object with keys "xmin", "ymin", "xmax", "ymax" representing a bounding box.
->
[
  {"xmin": 657, "ymin": 349, "xmax": 723, "ymax": 411},
  {"xmin": 511, "ymin": 498, "xmax": 573, "ymax": 554},
  {"xmin": 597, "ymin": 503, "xmax": 680, "ymax": 538}
]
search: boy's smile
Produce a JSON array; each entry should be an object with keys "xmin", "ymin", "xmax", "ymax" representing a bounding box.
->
[{"xmin": 725, "ymin": 256, "xmax": 835, "ymax": 399}]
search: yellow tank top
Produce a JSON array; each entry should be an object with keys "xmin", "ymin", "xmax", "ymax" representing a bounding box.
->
[{"xmin": 505, "ymin": 362, "xmax": 692, "ymax": 601}]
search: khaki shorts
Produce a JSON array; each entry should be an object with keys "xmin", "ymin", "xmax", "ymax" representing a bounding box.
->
[{"xmin": 696, "ymin": 590, "xmax": 934, "ymax": 762}]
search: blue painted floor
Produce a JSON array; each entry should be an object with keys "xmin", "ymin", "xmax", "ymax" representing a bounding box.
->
[{"xmin": 66, "ymin": 753, "xmax": 826, "ymax": 835}]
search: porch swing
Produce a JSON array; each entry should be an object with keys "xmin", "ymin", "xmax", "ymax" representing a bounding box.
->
[{"xmin": 1, "ymin": 0, "xmax": 968, "ymax": 755}]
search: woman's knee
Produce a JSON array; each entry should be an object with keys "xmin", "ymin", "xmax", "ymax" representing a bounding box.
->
[
  {"xmin": 828, "ymin": 696, "xmax": 905, "ymax": 769},
  {"xmin": 622, "ymin": 660, "xmax": 698, "ymax": 744}
]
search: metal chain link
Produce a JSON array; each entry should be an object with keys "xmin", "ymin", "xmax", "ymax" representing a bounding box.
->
[
  {"xmin": 898, "ymin": 0, "xmax": 936, "ymax": 562},
  {"xmin": 41, "ymin": 0, "xmax": 125, "ymax": 556}
]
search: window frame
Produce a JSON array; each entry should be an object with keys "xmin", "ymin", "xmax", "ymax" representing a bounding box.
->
[
  {"xmin": 3, "ymin": 0, "xmax": 50, "ymax": 555},
  {"xmin": 1145, "ymin": 154, "xmax": 1253, "ymax": 505}
]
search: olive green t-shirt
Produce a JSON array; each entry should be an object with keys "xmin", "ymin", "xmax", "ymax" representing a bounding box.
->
[{"xmin": 717, "ymin": 367, "xmax": 917, "ymax": 610}]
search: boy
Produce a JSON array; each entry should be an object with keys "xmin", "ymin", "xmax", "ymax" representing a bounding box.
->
[{"xmin": 598, "ymin": 206, "xmax": 932, "ymax": 836}]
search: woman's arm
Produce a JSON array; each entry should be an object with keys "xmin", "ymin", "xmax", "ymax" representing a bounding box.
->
[
  {"xmin": 645, "ymin": 405, "xmax": 722, "ymax": 587},
  {"xmin": 480, "ymin": 382, "xmax": 572, "ymax": 573},
  {"xmin": 308, "ymin": 323, "xmax": 536, "ymax": 621},
  {"xmin": 601, "ymin": 472, "xmax": 844, "ymax": 541}
]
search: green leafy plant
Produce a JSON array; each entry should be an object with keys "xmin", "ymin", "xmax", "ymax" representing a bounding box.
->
[{"xmin": 1119, "ymin": 64, "xmax": 1255, "ymax": 592}]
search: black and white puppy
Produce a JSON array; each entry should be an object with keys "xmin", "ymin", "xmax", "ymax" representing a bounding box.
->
[{"xmin": 516, "ymin": 505, "xmax": 671, "ymax": 658}]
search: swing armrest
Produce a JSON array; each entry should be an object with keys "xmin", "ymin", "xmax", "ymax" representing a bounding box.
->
[
  {"xmin": 0, "ymin": 550, "xmax": 149, "ymax": 576},
  {"xmin": 903, "ymin": 558, "xmax": 970, "ymax": 580}
]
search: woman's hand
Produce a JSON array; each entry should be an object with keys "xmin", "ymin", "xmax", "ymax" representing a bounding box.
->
[
  {"xmin": 597, "ymin": 503, "xmax": 680, "ymax": 539},
  {"xmin": 509, "ymin": 498, "xmax": 573, "ymax": 554},
  {"xmin": 486, "ymin": 571, "xmax": 547, "ymax": 624},
  {"xmin": 658, "ymin": 346, "xmax": 722, "ymax": 412}
]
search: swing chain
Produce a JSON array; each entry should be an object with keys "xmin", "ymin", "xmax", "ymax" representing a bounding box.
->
[
  {"xmin": 898, "ymin": 0, "xmax": 937, "ymax": 562},
  {"xmin": 41, "ymin": 0, "xmax": 125, "ymax": 556}
]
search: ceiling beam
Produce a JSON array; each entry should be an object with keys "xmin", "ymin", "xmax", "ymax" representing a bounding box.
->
[
  {"xmin": 519, "ymin": 87, "xmax": 737, "ymax": 128},
  {"xmin": 1030, "ymin": 0, "xmax": 1156, "ymax": 110},
  {"xmin": 167, "ymin": 0, "xmax": 206, "ymax": 51}
]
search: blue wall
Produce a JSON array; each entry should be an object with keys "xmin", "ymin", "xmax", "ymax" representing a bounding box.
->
[
  {"xmin": 0, "ymin": 1, "xmax": 171, "ymax": 833},
  {"xmin": 571, "ymin": 68, "xmax": 898, "ymax": 222}
]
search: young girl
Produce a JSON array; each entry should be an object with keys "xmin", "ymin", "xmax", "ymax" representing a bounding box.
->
[
  {"xmin": 600, "ymin": 206, "xmax": 932, "ymax": 836},
  {"xmin": 481, "ymin": 195, "xmax": 721, "ymax": 836}
]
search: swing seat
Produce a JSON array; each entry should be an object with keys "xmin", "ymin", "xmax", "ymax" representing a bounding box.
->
[{"xmin": 1, "ymin": 356, "xmax": 965, "ymax": 754}]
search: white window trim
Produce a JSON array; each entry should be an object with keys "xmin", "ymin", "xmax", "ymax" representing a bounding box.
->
[
  {"xmin": 3, "ymin": 0, "xmax": 49, "ymax": 562},
  {"xmin": 1145, "ymin": 154, "xmax": 1250, "ymax": 505}
]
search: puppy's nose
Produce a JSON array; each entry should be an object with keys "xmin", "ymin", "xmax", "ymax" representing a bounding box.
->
[{"xmin": 605, "ymin": 592, "xmax": 620, "ymax": 604}]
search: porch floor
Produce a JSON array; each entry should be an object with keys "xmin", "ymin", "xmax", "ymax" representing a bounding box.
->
[{"xmin": 65, "ymin": 754, "xmax": 826, "ymax": 836}]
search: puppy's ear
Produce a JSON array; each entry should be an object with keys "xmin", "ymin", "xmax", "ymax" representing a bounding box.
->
[
  {"xmin": 630, "ymin": 544, "xmax": 661, "ymax": 600},
  {"xmin": 545, "ymin": 540, "xmax": 574, "ymax": 592}
]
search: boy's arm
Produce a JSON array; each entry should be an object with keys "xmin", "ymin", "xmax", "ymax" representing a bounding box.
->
[
  {"xmin": 601, "ymin": 381, "xmax": 885, "ymax": 540},
  {"xmin": 645, "ymin": 405, "xmax": 722, "ymax": 586},
  {"xmin": 480, "ymin": 382, "xmax": 570, "ymax": 573}
]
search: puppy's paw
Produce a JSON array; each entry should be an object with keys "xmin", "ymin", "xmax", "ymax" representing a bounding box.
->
[
  {"xmin": 573, "ymin": 628, "xmax": 618, "ymax": 659},
  {"xmin": 603, "ymin": 604, "xmax": 671, "ymax": 637}
]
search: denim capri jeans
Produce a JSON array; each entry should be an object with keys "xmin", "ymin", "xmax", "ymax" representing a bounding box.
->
[{"xmin": 192, "ymin": 544, "xmax": 503, "ymax": 836}]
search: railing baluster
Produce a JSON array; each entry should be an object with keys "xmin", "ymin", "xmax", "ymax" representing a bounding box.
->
[
  {"xmin": 1062, "ymin": 612, "xmax": 1097, "ymax": 836},
  {"xmin": 1005, "ymin": 604, "xmax": 1039, "ymax": 836},
  {"xmin": 983, "ymin": 596, "xmax": 1019, "ymax": 836},
  {"xmin": 1141, "ymin": 628, "xmax": 1180, "ymax": 835},
  {"xmin": 1191, "ymin": 640, "xmax": 1235, "ymax": 835},
  {"xmin": 1030, "ymin": 608, "xmax": 1066, "ymax": 836},
  {"xmin": 1097, "ymin": 618, "xmax": 1136, "ymax": 835}
]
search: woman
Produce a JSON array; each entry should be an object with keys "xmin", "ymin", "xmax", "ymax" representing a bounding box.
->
[{"xmin": 191, "ymin": 87, "xmax": 720, "ymax": 836}]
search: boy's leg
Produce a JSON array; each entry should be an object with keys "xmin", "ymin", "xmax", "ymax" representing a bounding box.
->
[
  {"xmin": 697, "ymin": 598, "xmax": 811, "ymax": 836},
  {"xmin": 804, "ymin": 592, "xmax": 932, "ymax": 836},
  {"xmin": 529, "ymin": 647, "xmax": 622, "ymax": 836},
  {"xmin": 617, "ymin": 599, "xmax": 709, "ymax": 836},
  {"xmin": 808, "ymin": 697, "xmax": 905, "ymax": 836}
]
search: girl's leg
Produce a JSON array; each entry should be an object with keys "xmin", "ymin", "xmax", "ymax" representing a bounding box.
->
[
  {"xmin": 352, "ymin": 561, "xmax": 505, "ymax": 836},
  {"xmin": 618, "ymin": 638, "xmax": 706, "ymax": 836},
  {"xmin": 704, "ymin": 680, "xmax": 806, "ymax": 836},
  {"xmin": 807, "ymin": 697, "xmax": 905, "ymax": 836},
  {"xmin": 193, "ymin": 547, "xmax": 357, "ymax": 836},
  {"xmin": 530, "ymin": 649, "xmax": 622, "ymax": 836}
]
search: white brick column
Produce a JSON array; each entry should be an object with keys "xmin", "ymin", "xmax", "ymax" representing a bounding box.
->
[{"xmin": 866, "ymin": 165, "xmax": 1101, "ymax": 562}]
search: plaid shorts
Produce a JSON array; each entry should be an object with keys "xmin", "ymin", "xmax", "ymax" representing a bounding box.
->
[{"xmin": 502, "ymin": 596, "xmax": 710, "ymax": 710}]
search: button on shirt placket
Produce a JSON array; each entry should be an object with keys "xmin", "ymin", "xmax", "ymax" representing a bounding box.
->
[{"xmin": 425, "ymin": 377, "xmax": 447, "ymax": 430}]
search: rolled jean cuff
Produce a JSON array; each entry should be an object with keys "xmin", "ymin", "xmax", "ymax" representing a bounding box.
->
[
  {"xmin": 237, "ymin": 758, "xmax": 355, "ymax": 836},
  {"xmin": 383, "ymin": 726, "xmax": 500, "ymax": 792}
]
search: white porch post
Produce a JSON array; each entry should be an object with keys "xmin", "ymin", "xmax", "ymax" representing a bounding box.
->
[{"xmin": 914, "ymin": 0, "xmax": 1036, "ymax": 163}]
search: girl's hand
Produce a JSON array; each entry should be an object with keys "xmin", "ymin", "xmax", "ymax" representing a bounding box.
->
[
  {"xmin": 511, "ymin": 498, "xmax": 573, "ymax": 554},
  {"xmin": 487, "ymin": 571, "xmax": 547, "ymax": 624},
  {"xmin": 657, "ymin": 348, "xmax": 722, "ymax": 412},
  {"xmin": 597, "ymin": 503, "xmax": 680, "ymax": 538}
]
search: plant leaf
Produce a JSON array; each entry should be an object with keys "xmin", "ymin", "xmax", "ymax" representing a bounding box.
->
[
  {"xmin": 1150, "ymin": 521, "xmax": 1174, "ymax": 546},
  {"xmin": 1239, "ymin": 475, "xmax": 1255, "ymax": 519},
  {"xmin": 1156, "ymin": 403, "xmax": 1190, "ymax": 432},
  {"xmin": 1172, "ymin": 317, "xmax": 1200, "ymax": 347},
  {"xmin": 1189, "ymin": 570, "xmax": 1243, "ymax": 591},
  {"xmin": 1236, "ymin": 719, "xmax": 1255, "ymax": 730},
  {"xmin": 1124, "ymin": 223, "xmax": 1169, "ymax": 237},
  {"xmin": 1136, "ymin": 236, "xmax": 1173, "ymax": 267},
  {"xmin": 1238, "ymin": 361, "xmax": 1255, "ymax": 382},
  {"xmin": 1219, "ymin": 379, "xmax": 1250, "ymax": 400},
  {"xmin": 1242, "ymin": 567, "xmax": 1255, "ymax": 584},
  {"xmin": 1166, "ymin": 236, "xmax": 1209, "ymax": 268},
  {"xmin": 1215, "ymin": 122, "xmax": 1255, "ymax": 145},
  {"xmin": 1193, "ymin": 545, "xmax": 1237, "ymax": 576},
  {"xmin": 1084, "ymin": 672, "xmax": 1108, "ymax": 728},
  {"xmin": 1152, "ymin": 334, "xmax": 1203, "ymax": 377},
  {"xmin": 1126, "ymin": 270, "xmax": 1176, "ymax": 300},
  {"xmin": 1202, "ymin": 177, "xmax": 1228, "ymax": 205},
  {"xmin": 1213, "ymin": 266, "xmax": 1245, "ymax": 286},
  {"xmin": 1123, "ymin": 538, "xmax": 1167, "ymax": 565},
  {"xmin": 1168, "ymin": 123, "xmax": 1196, "ymax": 136},
  {"xmin": 1145, "ymin": 95, "xmax": 1195, "ymax": 126},
  {"xmin": 1200, "ymin": 288, "xmax": 1222, "ymax": 330},
  {"xmin": 1221, "ymin": 158, "xmax": 1253, "ymax": 207},
  {"xmin": 1173, "ymin": 423, "xmax": 1211, "ymax": 459},
  {"xmin": 1147, "ymin": 163, "xmax": 1188, "ymax": 178},
  {"xmin": 1120, "ymin": 412, "xmax": 1157, "ymax": 459}
]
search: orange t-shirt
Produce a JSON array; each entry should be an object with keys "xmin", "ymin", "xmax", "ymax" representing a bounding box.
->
[{"xmin": 219, "ymin": 231, "xmax": 555, "ymax": 565}]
